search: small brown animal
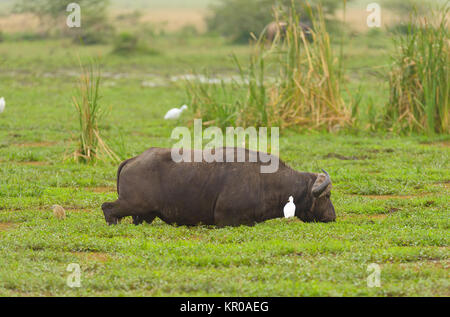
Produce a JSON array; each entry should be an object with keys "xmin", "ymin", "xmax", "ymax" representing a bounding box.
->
[{"xmin": 52, "ymin": 205, "xmax": 66, "ymax": 220}]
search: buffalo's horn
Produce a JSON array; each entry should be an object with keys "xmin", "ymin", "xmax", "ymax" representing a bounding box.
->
[{"xmin": 312, "ymin": 169, "xmax": 332, "ymax": 198}]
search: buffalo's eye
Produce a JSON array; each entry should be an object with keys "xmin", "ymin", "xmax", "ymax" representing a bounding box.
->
[{"xmin": 326, "ymin": 193, "xmax": 331, "ymax": 198}]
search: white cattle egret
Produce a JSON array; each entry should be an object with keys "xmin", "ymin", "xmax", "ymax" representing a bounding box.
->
[
  {"xmin": 164, "ymin": 105, "xmax": 188, "ymax": 120},
  {"xmin": 0, "ymin": 97, "xmax": 5, "ymax": 113},
  {"xmin": 283, "ymin": 196, "xmax": 296, "ymax": 218}
]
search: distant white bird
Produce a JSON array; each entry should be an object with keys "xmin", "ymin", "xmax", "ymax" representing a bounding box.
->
[
  {"xmin": 0, "ymin": 97, "xmax": 5, "ymax": 114},
  {"xmin": 164, "ymin": 105, "xmax": 188, "ymax": 120},
  {"xmin": 283, "ymin": 196, "xmax": 296, "ymax": 218}
]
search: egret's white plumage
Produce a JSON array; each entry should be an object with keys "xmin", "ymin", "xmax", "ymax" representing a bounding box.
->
[
  {"xmin": 283, "ymin": 196, "xmax": 296, "ymax": 218},
  {"xmin": 164, "ymin": 105, "xmax": 188, "ymax": 120},
  {"xmin": 0, "ymin": 97, "xmax": 5, "ymax": 114}
]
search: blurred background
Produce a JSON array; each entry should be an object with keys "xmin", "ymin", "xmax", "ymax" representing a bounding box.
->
[
  {"xmin": 0, "ymin": 0, "xmax": 443, "ymax": 42},
  {"xmin": 0, "ymin": 1, "xmax": 448, "ymax": 297}
]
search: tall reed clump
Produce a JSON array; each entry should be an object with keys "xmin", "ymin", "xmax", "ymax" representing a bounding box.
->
[
  {"xmin": 268, "ymin": 3, "xmax": 351, "ymax": 130},
  {"xmin": 185, "ymin": 2, "xmax": 350, "ymax": 132},
  {"xmin": 72, "ymin": 62, "xmax": 119, "ymax": 163},
  {"xmin": 386, "ymin": 6, "xmax": 449, "ymax": 135}
]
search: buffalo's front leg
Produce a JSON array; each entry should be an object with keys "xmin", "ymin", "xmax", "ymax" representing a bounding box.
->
[
  {"xmin": 132, "ymin": 215, "xmax": 144, "ymax": 225},
  {"xmin": 102, "ymin": 200, "xmax": 130, "ymax": 225},
  {"xmin": 132, "ymin": 214, "xmax": 157, "ymax": 225}
]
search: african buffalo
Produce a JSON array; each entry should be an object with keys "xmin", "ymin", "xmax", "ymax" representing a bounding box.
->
[{"xmin": 101, "ymin": 147, "xmax": 336, "ymax": 227}]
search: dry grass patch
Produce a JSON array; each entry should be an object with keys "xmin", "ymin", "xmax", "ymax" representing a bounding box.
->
[
  {"xmin": 15, "ymin": 142, "xmax": 57, "ymax": 148},
  {"xmin": 0, "ymin": 222, "xmax": 16, "ymax": 231},
  {"xmin": 17, "ymin": 161, "xmax": 49, "ymax": 166},
  {"xmin": 0, "ymin": 13, "xmax": 42, "ymax": 33},
  {"xmin": 73, "ymin": 251, "xmax": 110, "ymax": 263},
  {"xmin": 89, "ymin": 186, "xmax": 116, "ymax": 193}
]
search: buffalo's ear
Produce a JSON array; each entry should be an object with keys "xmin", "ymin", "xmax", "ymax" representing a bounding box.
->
[{"xmin": 312, "ymin": 171, "xmax": 332, "ymax": 198}]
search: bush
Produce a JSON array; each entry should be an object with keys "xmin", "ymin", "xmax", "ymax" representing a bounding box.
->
[
  {"xmin": 206, "ymin": 0, "xmax": 345, "ymax": 43},
  {"xmin": 113, "ymin": 32, "xmax": 138, "ymax": 54},
  {"xmin": 75, "ymin": 28, "xmax": 112, "ymax": 45},
  {"xmin": 70, "ymin": 13, "xmax": 115, "ymax": 45},
  {"xmin": 112, "ymin": 32, "xmax": 158, "ymax": 55}
]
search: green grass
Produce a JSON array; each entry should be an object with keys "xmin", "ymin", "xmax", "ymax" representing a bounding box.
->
[
  {"xmin": 0, "ymin": 32, "xmax": 449, "ymax": 296},
  {"xmin": 386, "ymin": 6, "xmax": 449, "ymax": 134}
]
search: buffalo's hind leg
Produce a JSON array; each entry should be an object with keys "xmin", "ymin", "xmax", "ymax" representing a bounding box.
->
[{"xmin": 102, "ymin": 200, "xmax": 131, "ymax": 225}]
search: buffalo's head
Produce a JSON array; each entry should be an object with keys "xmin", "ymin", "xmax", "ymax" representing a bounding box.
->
[{"xmin": 302, "ymin": 170, "xmax": 336, "ymax": 223}]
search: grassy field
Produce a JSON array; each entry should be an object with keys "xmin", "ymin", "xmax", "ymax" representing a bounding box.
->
[{"xmin": 0, "ymin": 17, "xmax": 449, "ymax": 296}]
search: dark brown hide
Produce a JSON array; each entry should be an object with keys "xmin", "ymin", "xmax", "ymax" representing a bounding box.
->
[{"xmin": 102, "ymin": 147, "xmax": 335, "ymax": 226}]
